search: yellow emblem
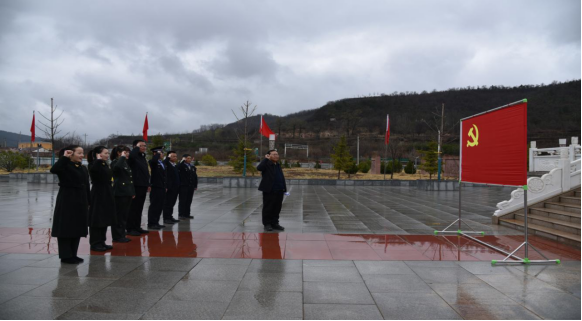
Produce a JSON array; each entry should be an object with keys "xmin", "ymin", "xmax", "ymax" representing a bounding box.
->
[{"xmin": 467, "ymin": 124, "xmax": 479, "ymax": 147}]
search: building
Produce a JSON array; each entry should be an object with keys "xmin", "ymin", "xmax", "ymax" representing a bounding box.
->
[{"xmin": 18, "ymin": 142, "xmax": 53, "ymax": 150}]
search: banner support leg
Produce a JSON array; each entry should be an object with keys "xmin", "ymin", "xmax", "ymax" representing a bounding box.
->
[{"xmin": 435, "ymin": 181, "xmax": 484, "ymax": 235}]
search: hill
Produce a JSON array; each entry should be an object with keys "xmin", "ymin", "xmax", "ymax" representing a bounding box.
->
[
  {"xmin": 0, "ymin": 130, "xmax": 47, "ymax": 148},
  {"xmin": 99, "ymin": 80, "xmax": 581, "ymax": 161}
]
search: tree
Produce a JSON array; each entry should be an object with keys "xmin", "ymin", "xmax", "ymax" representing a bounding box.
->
[
  {"xmin": 229, "ymin": 140, "xmax": 257, "ymax": 175},
  {"xmin": 201, "ymin": 154, "xmax": 217, "ymax": 166},
  {"xmin": 421, "ymin": 141, "xmax": 439, "ymax": 179},
  {"xmin": 36, "ymin": 98, "xmax": 65, "ymax": 164},
  {"xmin": 0, "ymin": 151, "xmax": 27, "ymax": 172},
  {"xmin": 358, "ymin": 160, "xmax": 371, "ymax": 173},
  {"xmin": 344, "ymin": 162, "xmax": 359, "ymax": 178},
  {"xmin": 331, "ymin": 135, "xmax": 353, "ymax": 179},
  {"xmin": 388, "ymin": 142, "xmax": 403, "ymax": 179},
  {"xmin": 148, "ymin": 133, "xmax": 164, "ymax": 158},
  {"xmin": 230, "ymin": 101, "xmax": 257, "ymax": 176}
]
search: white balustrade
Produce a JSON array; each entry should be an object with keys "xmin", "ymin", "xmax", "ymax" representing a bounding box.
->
[{"xmin": 529, "ymin": 137, "xmax": 580, "ymax": 172}]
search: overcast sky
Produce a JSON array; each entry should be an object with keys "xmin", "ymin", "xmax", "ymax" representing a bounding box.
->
[{"xmin": 0, "ymin": 0, "xmax": 580, "ymax": 142}]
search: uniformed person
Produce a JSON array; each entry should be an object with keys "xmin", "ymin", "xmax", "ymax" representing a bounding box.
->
[
  {"xmin": 87, "ymin": 146, "xmax": 117, "ymax": 251},
  {"xmin": 178, "ymin": 154, "xmax": 198, "ymax": 219},
  {"xmin": 110, "ymin": 145, "xmax": 135, "ymax": 243},
  {"xmin": 126, "ymin": 140, "xmax": 150, "ymax": 236},
  {"xmin": 147, "ymin": 146, "xmax": 167, "ymax": 229},
  {"xmin": 162, "ymin": 151, "xmax": 180, "ymax": 224},
  {"xmin": 50, "ymin": 145, "xmax": 90, "ymax": 264}
]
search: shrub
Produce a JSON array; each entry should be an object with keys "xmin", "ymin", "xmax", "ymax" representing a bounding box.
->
[
  {"xmin": 292, "ymin": 161, "xmax": 301, "ymax": 168},
  {"xmin": 358, "ymin": 161, "xmax": 371, "ymax": 173},
  {"xmin": 314, "ymin": 160, "xmax": 321, "ymax": 169},
  {"xmin": 404, "ymin": 161, "xmax": 416, "ymax": 174},
  {"xmin": 283, "ymin": 159, "xmax": 291, "ymax": 168},
  {"xmin": 344, "ymin": 162, "xmax": 358, "ymax": 175},
  {"xmin": 0, "ymin": 151, "xmax": 33, "ymax": 172},
  {"xmin": 201, "ymin": 154, "xmax": 217, "ymax": 166},
  {"xmin": 194, "ymin": 160, "xmax": 200, "ymax": 166}
]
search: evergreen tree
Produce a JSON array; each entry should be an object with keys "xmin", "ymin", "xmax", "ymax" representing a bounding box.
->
[
  {"xmin": 404, "ymin": 161, "xmax": 416, "ymax": 174},
  {"xmin": 421, "ymin": 141, "xmax": 438, "ymax": 179},
  {"xmin": 331, "ymin": 135, "xmax": 353, "ymax": 179},
  {"xmin": 229, "ymin": 140, "xmax": 257, "ymax": 176}
]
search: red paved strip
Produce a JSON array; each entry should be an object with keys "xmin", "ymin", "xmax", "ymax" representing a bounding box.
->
[{"xmin": 0, "ymin": 228, "xmax": 579, "ymax": 261}]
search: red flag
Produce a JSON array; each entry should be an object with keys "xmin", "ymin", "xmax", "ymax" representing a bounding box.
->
[
  {"xmin": 385, "ymin": 114, "xmax": 390, "ymax": 145},
  {"xmin": 259, "ymin": 115, "xmax": 275, "ymax": 138},
  {"xmin": 30, "ymin": 112, "xmax": 35, "ymax": 142},
  {"xmin": 143, "ymin": 113, "xmax": 149, "ymax": 142},
  {"xmin": 461, "ymin": 100, "xmax": 527, "ymax": 186}
]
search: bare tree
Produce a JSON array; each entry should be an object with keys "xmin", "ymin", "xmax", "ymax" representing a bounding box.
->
[
  {"xmin": 231, "ymin": 101, "xmax": 257, "ymax": 148},
  {"xmin": 37, "ymin": 98, "xmax": 66, "ymax": 164},
  {"xmin": 388, "ymin": 141, "xmax": 403, "ymax": 180}
]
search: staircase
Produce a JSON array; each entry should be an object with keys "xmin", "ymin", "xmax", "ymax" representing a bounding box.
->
[{"xmin": 499, "ymin": 188, "xmax": 581, "ymax": 248}]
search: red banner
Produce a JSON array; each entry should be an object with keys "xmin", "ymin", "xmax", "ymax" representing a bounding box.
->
[
  {"xmin": 461, "ymin": 100, "xmax": 527, "ymax": 186},
  {"xmin": 30, "ymin": 112, "xmax": 35, "ymax": 142},
  {"xmin": 260, "ymin": 115, "xmax": 274, "ymax": 138},
  {"xmin": 143, "ymin": 114, "xmax": 149, "ymax": 142}
]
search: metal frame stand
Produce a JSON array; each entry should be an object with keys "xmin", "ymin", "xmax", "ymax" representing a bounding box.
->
[
  {"xmin": 492, "ymin": 187, "xmax": 560, "ymax": 265},
  {"xmin": 435, "ymin": 182, "xmax": 485, "ymax": 236}
]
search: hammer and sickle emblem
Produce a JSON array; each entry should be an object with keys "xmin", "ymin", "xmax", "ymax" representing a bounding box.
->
[{"xmin": 467, "ymin": 124, "xmax": 479, "ymax": 147}]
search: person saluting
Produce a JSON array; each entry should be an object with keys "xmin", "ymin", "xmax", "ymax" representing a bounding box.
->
[
  {"xmin": 50, "ymin": 145, "xmax": 90, "ymax": 264},
  {"xmin": 110, "ymin": 145, "xmax": 135, "ymax": 243},
  {"xmin": 257, "ymin": 150, "xmax": 286, "ymax": 232},
  {"xmin": 87, "ymin": 146, "xmax": 117, "ymax": 251},
  {"xmin": 147, "ymin": 146, "xmax": 167, "ymax": 229}
]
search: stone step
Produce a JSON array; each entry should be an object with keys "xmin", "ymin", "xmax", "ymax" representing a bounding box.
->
[
  {"xmin": 499, "ymin": 218, "xmax": 581, "ymax": 245},
  {"xmin": 575, "ymin": 190, "xmax": 581, "ymax": 197},
  {"xmin": 530, "ymin": 207, "xmax": 581, "ymax": 224},
  {"xmin": 560, "ymin": 196, "xmax": 581, "ymax": 205},
  {"xmin": 544, "ymin": 202, "xmax": 581, "ymax": 214},
  {"xmin": 514, "ymin": 213, "xmax": 581, "ymax": 235}
]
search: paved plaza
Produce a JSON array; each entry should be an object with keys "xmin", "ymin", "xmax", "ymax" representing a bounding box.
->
[{"xmin": 0, "ymin": 181, "xmax": 580, "ymax": 319}]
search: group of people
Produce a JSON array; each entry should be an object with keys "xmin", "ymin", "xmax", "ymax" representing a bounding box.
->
[{"xmin": 50, "ymin": 140, "xmax": 198, "ymax": 264}]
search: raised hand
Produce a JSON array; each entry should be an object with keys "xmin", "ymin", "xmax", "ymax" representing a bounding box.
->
[
  {"xmin": 64, "ymin": 150, "xmax": 73, "ymax": 158},
  {"xmin": 96, "ymin": 153, "xmax": 102, "ymax": 160},
  {"xmin": 265, "ymin": 154, "xmax": 271, "ymax": 159},
  {"xmin": 121, "ymin": 151, "xmax": 129, "ymax": 158}
]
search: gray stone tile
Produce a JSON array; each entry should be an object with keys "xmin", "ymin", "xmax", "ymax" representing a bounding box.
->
[
  {"xmin": 303, "ymin": 266, "xmax": 363, "ymax": 283},
  {"xmin": 404, "ymin": 260, "xmax": 460, "ymax": 268},
  {"xmin": 247, "ymin": 259, "xmax": 303, "ymax": 273},
  {"xmin": 23, "ymin": 277, "xmax": 114, "ymax": 299},
  {"xmin": 304, "ymin": 304, "xmax": 383, "ymax": 320},
  {"xmin": 412, "ymin": 267, "xmax": 484, "ymax": 284},
  {"xmin": 56, "ymin": 311, "xmax": 143, "ymax": 320},
  {"xmin": 239, "ymin": 272, "xmax": 302, "ymax": 292},
  {"xmin": 0, "ymin": 253, "xmax": 56, "ymax": 261},
  {"xmin": 0, "ymin": 296, "xmax": 82, "ymax": 320},
  {"xmin": 354, "ymin": 261, "xmax": 414, "ymax": 275},
  {"xmin": 162, "ymin": 279, "xmax": 239, "ymax": 303},
  {"xmin": 0, "ymin": 266, "xmax": 61, "ymax": 285},
  {"xmin": 222, "ymin": 291, "xmax": 303, "ymax": 320},
  {"xmin": 198, "ymin": 258, "xmax": 251, "ymax": 266},
  {"xmin": 503, "ymin": 290, "xmax": 581, "ymax": 320},
  {"xmin": 63, "ymin": 262, "xmax": 139, "ymax": 279},
  {"xmin": 141, "ymin": 300, "xmax": 229, "ymax": 320},
  {"xmin": 0, "ymin": 283, "xmax": 38, "ymax": 304},
  {"xmin": 363, "ymin": 274, "xmax": 432, "ymax": 293},
  {"xmin": 373, "ymin": 292, "xmax": 462, "ymax": 320},
  {"xmin": 303, "ymin": 260, "xmax": 354, "ymax": 267},
  {"xmin": 0, "ymin": 259, "xmax": 39, "ymax": 276},
  {"xmin": 429, "ymin": 283, "xmax": 518, "ymax": 306},
  {"xmin": 477, "ymin": 274, "xmax": 563, "ymax": 292},
  {"xmin": 304, "ymin": 281, "xmax": 374, "ymax": 304},
  {"xmin": 451, "ymin": 304, "xmax": 541, "ymax": 320},
  {"xmin": 72, "ymin": 287, "xmax": 168, "ymax": 314},
  {"xmin": 136, "ymin": 257, "xmax": 201, "ymax": 272},
  {"xmin": 458, "ymin": 261, "xmax": 520, "ymax": 275},
  {"xmin": 108, "ymin": 270, "xmax": 186, "ymax": 289},
  {"xmin": 186, "ymin": 263, "xmax": 248, "ymax": 281}
]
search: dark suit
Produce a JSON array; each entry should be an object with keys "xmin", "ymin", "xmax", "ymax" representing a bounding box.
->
[
  {"xmin": 162, "ymin": 159, "xmax": 180, "ymax": 220},
  {"xmin": 147, "ymin": 153, "xmax": 167, "ymax": 226},
  {"xmin": 127, "ymin": 147, "xmax": 150, "ymax": 232},
  {"xmin": 178, "ymin": 161, "xmax": 198, "ymax": 217},
  {"xmin": 111, "ymin": 156, "xmax": 135, "ymax": 240},
  {"xmin": 88, "ymin": 160, "xmax": 116, "ymax": 248},
  {"xmin": 257, "ymin": 158, "xmax": 286, "ymax": 226}
]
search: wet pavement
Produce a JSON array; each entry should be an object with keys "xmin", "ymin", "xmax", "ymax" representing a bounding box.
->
[{"xmin": 0, "ymin": 180, "xmax": 579, "ymax": 319}]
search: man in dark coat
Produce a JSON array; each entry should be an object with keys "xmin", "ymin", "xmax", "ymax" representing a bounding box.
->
[
  {"xmin": 88, "ymin": 152, "xmax": 117, "ymax": 252},
  {"xmin": 147, "ymin": 147, "xmax": 167, "ymax": 229},
  {"xmin": 257, "ymin": 149, "xmax": 287, "ymax": 231},
  {"xmin": 126, "ymin": 140, "xmax": 150, "ymax": 236},
  {"xmin": 162, "ymin": 151, "xmax": 180, "ymax": 224},
  {"xmin": 178, "ymin": 154, "xmax": 198, "ymax": 219},
  {"xmin": 111, "ymin": 149, "xmax": 135, "ymax": 243}
]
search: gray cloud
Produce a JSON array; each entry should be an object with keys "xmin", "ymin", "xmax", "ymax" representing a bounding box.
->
[{"xmin": 0, "ymin": 0, "xmax": 579, "ymax": 141}]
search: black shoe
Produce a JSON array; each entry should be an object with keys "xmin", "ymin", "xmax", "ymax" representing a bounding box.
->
[
  {"xmin": 74, "ymin": 256, "xmax": 84, "ymax": 263},
  {"xmin": 113, "ymin": 238, "xmax": 131, "ymax": 243},
  {"xmin": 61, "ymin": 258, "xmax": 79, "ymax": 264},
  {"xmin": 171, "ymin": 218, "xmax": 180, "ymax": 223},
  {"xmin": 137, "ymin": 228, "xmax": 149, "ymax": 234},
  {"xmin": 272, "ymin": 224, "xmax": 285, "ymax": 231},
  {"xmin": 164, "ymin": 219, "xmax": 176, "ymax": 224},
  {"xmin": 91, "ymin": 246, "xmax": 107, "ymax": 252},
  {"xmin": 157, "ymin": 224, "xmax": 166, "ymax": 228},
  {"xmin": 148, "ymin": 224, "xmax": 162, "ymax": 230},
  {"xmin": 104, "ymin": 245, "xmax": 113, "ymax": 250},
  {"xmin": 128, "ymin": 230, "xmax": 142, "ymax": 236},
  {"xmin": 264, "ymin": 224, "xmax": 273, "ymax": 231}
]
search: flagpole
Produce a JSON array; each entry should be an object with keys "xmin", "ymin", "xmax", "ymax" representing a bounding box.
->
[
  {"xmin": 383, "ymin": 143, "xmax": 387, "ymax": 180},
  {"xmin": 30, "ymin": 111, "xmax": 34, "ymax": 173}
]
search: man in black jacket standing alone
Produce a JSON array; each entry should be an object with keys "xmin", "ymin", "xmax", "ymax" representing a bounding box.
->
[
  {"xmin": 162, "ymin": 151, "xmax": 180, "ymax": 224},
  {"xmin": 257, "ymin": 150, "xmax": 286, "ymax": 232},
  {"xmin": 178, "ymin": 154, "xmax": 198, "ymax": 219},
  {"xmin": 126, "ymin": 140, "xmax": 150, "ymax": 236}
]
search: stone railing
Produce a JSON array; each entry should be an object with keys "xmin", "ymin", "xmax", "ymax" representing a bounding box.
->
[
  {"xmin": 495, "ymin": 147, "xmax": 581, "ymax": 218},
  {"xmin": 529, "ymin": 137, "xmax": 580, "ymax": 172}
]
